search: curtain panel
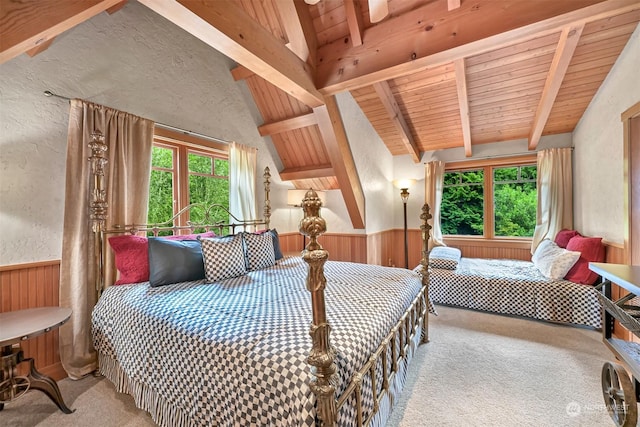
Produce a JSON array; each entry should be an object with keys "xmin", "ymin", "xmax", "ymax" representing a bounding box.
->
[
  {"xmin": 229, "ymin": 141, "xmax": 257, "ymax": 226},
  {"xmin": 60, "ymin": 99, "xmax": 154, "ymax": 378},
  {"xmin": 531, "ymin": 147, "xmax": 573, "ymax": 253},
  {"xmin": 425, "ymin": 160, "xmax": 446, "ymax": 249}
]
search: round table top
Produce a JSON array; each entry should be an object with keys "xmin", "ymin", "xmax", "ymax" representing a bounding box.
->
[{"xmin": 0, "ymin": 307, "xmax": 72, "ymax": 347}]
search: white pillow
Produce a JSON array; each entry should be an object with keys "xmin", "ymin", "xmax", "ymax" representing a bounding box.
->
[
  {"xmin": 429, "ymin": 246, "xmax": 462, "ymax": 270},
  {"xmin": 532, "ymin": 239, "xmax": 581, "ymax": 280}
]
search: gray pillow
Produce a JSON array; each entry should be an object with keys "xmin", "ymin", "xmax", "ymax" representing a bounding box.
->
[
  {"xmin": 148, "ymin": 238, "xmax": 205, "ymax": 287},
  {"xmin": 270, "ymin": 229, "xmax": 284, "ymax": 260}
]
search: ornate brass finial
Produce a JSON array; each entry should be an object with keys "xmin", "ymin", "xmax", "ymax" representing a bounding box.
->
[
  {"xmin": 263, "ymin": 167, "xmax": 271, "ymax": 229},
  {"xmin": 299, "ymin": 189, "xmax": 326, "ymax": 252},
  {"xmin": 89, "ymin": 132, "xmax": 108, "ymax": 233},
  {"xmin": 298, "ymin": 188, "xmax": 337, "ymax": 426},
  {"xmin": 419, "ymin": 203, "xmax": 431, "ymax": 344}
]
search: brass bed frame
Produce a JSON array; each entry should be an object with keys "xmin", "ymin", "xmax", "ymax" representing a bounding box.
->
[{"xmin": 88, "ymin": 132, "xmax": 432, "ymax": 426}]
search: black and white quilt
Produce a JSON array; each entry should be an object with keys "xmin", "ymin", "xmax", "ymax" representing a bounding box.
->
[
  {"xmin": 92, "ymin": 257, "xmax": 426, "ymax": 426},
  {"xmin": 429, "ymin": 257, "xmax": 601, "ymax": 328}
]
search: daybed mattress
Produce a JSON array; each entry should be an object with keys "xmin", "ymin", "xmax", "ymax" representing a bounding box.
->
[
  {"xmin": 430, "ymin": 257, "xmax": 601, "ymax": 328},
  {"xmin": 92, "ymin": 256, "xmax": 425, "ymax": 426}
]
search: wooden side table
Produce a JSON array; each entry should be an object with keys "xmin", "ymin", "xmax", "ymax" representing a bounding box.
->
[{"xmin": 0, "ymin": 307, "xmax": 74, "ymax": 413}]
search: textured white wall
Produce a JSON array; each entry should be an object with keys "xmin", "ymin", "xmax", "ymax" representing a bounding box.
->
[
  {"xmin": 0, "ymin": 1, "xmax": 394, "ymax": 265},
  {"xmin": 573, "ymin": 24, "xmax": 640, "ymax": 244},
  {"xmin": 0, "ymin": 2, "xmax": 282, "ymax": 265}
]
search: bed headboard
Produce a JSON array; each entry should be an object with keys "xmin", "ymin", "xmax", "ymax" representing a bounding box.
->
[{"xmin": 88, "ymin": 132, "xmax": 272, "ymax": 297}]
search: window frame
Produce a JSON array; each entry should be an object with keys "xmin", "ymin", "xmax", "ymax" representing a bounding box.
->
[
  {"xmin": 151, "ymin": 127, "xmax": 229, "ymax": 228},
  {"xmin": 443, "ymin": 155, "xmax": 537, "ymax": 241}
]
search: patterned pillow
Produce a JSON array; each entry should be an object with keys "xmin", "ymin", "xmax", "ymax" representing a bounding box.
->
[
  {"xmin": 242, "ymin": 232, "xmax": 276, "ymax": 271},
  {"xmin": 532, "ymin": 239, "xmax": 581, "ymax": 280},
  {"xmin": 429, "ymin": 246, "xmax": 462, "ymax": 270},
  {"xmin": 200, "ymin": 235, "xmax": 247, "ymax": 282}
]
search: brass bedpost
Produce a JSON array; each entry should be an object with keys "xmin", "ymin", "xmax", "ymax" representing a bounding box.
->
[
  {"xmin": 89, "ymin": 132, "xmax": 108, "ymax": 299},
  {"xmin": 420, "ymin": 203, "xmax": 432, "ymax": 344},
  {"xmin": 299, "ymin": 189, "xmax": 337, "ymax": 427},
  {"xmin": 263, "ymin": 167, "xmax": 271, "ymax": 229}
]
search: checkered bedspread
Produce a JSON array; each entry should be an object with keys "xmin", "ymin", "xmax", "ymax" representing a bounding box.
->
[
  {"xmin": 429, "ymin": 257, "xmax": 601, "ymax": 328},
  {"xmin": 92, "ymin": 257, "xmax": 425, "ymax": 426}
]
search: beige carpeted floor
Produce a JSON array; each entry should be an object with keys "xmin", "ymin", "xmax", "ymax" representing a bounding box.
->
[{"xmin": 0, "ymin": 306, "xmax": 619, "ymax": 426}]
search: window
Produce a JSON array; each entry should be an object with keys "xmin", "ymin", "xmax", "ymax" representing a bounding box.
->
[
  {"xmin": 441, "ymin": 158, "xmax": 537, "ymax": 238},
  {"xmin": 148, "ymin": 129, "xmax": 229, "ymax": 233}
]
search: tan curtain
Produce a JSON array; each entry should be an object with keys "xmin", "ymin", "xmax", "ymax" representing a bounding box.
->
[
  {"xmin": 229, "ymin": 141, "xmax": 257, "ymax": 226},
  {"xmin": 59, "ymin": 99, "xmax": 154, "ymax": 379},
  {"xmin": 425, "ymin": 160, "xmax": 446, "ymax": 249},
  {"xmin": 531, "ymin": 148, "xmax": 573, "ymax": 253}
]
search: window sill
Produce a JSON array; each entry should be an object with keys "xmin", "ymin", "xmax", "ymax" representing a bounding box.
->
[{"xmin": 443, "ymin": 236, "xmax": 532, "ymax": 249}]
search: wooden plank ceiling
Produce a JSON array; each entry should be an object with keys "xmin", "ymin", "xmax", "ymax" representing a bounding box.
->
[{"xmin": 2, "ymin": 0, "xmax": 639, "ymax": 229}]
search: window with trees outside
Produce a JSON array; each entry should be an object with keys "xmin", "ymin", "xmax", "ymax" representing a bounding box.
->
[
  {"xmin": 148, "ymin": 130, "xmax": 229, "ymax": 235},
  {"xmin": 441, "ymin": 158, "xmax": 537, "ymax": 239}
]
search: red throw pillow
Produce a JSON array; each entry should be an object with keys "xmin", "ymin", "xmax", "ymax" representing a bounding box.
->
[
  {"xmin": 564, "ymin": 235, "xmax": 605, "ymax": 285},
  {"xmin": 554, "ymin": 229, "xmax": 580, "ymax": 249},
  {"xmin": 108, "ymin": 232, "xmax": 216, "ymax": 285},
  {"xmin": 108, "ymin": 235, "xmax": 149, "ymax": 285}
]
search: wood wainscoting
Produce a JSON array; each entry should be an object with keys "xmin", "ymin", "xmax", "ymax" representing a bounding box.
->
[
  {"xmin": 0, "ymin": 260, "xmax": 66, "ymax": 381},
  {"xmin": 278, "ymin": 232, "xmax": 368, "ymax": 263}
]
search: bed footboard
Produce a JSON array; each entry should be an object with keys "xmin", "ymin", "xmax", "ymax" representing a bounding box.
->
[{"xmin": 300, "ymin": 192, "xmax": 431, "ymax": 426}]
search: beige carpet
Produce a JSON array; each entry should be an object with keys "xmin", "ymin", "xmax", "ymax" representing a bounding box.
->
[{"xmin": 0, "ymin": 306, "xmax": 618, "ymax": 426}]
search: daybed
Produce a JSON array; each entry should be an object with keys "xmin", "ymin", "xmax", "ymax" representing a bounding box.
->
[
  {"xmin": 87, "ymin": 137, "xmax": 434, "ymax": 427},
  {"xmin": 427, "ymin": 232, "xmax": 604, "ymax": 329}
]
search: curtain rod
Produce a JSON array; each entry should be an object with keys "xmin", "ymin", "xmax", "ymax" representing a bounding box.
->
[
  {"xmin": 426, "ymin": 147, "xmax": 574, "ymax": 164},
  {"xmin": 44, "ymin": 90, "xmax": 233, "ymax": 145}
]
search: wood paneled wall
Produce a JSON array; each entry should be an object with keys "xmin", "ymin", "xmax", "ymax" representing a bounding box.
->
[
  {"xmin": 279, "ymin": 232, "xmax": 368, "ymax": 263},
  {"xmin": 0, "ymin": 261, "xmax": 66, "ymax": 380}
]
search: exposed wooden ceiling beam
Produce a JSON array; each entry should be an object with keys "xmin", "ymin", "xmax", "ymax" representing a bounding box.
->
[
  {"xmin": 448, "ymin": 0, "xmax": 461, "ymax": 11},
  {"xmin": 106, "ymin": 1, "xmax": 128, "ymax": 14},
  {"xmin": 0, "ymin": 0, "xmax": 124, "ymax": 64},
  {"xmin": 528, "ymin": 24, "xmax": 584, "ymax": 150},
  {"xmin": 314, "ymin": 96, "xmax": 366, "ymax": 229},
  {"xmin": 275, "ymin": 0, "xmax": 317, "ymax": 68},
  {"xmin": 258, "ymin": 113, "xmax": 317, "ymax": 136},
  {"xmin": 344, "ymin": 0, "xmax": 365, "ymax": 47},
  {"xmin": 372, "ymin": 81, "xmax": 421, "ymax": 163},
  {"xmin": 454, "ymin": 58, "xmax": 472, "ymax": 157},
  {"xmin": 230, "ymin": 65, "xmax": 255, "ymax": 81},
  {"xmin": 26, "ymin": 38, "xmax": 55, "ymax": 58},
  {"xmin": 279, "ymin": 164, "xmax": 334, "ymax": 181},
  {"xmin": 315, "ymin": 0, "xmax": 638, "ymax": 94},
  {"xmin": 138, "ymin": 0, "xmax": 324, "ymax": 108}
]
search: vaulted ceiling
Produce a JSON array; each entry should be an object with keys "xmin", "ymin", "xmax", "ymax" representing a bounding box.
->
[{"xmin": 1, "ymin": 0, "xmax": 639, "ymax": 229}]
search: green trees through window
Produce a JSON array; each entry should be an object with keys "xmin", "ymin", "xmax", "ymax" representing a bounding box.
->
[
  {"xmin": 493, "ymin": 166, "xmax": 537, "ymax": 237},
  {"xmin": 148, "ymin": 144, "xmax": 229, "ymax": 233},
  {"xmin": 441, "ymin": 164, "xmax": 537, "ymax": 238},
  {"xmin": 441, "ymin": 170, "xmax": 484, "ymax": 235}
]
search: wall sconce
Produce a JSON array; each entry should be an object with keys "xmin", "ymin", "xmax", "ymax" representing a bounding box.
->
[
  {"xmin": 393, "ymin": 179, "xmax": 416, "ymax": 269},
  {"xmin": 287, "ymin": 188, "xmax": 327, "ymax": 208}
]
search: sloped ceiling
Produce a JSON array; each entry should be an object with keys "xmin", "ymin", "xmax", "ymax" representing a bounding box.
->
[{"xmin": 1, "ymin": 0, "xmax": 639, "ymax": 229}]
